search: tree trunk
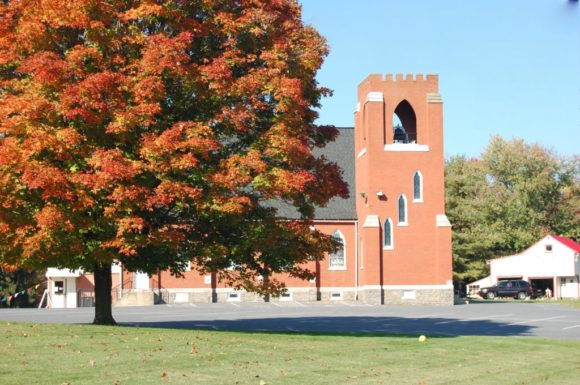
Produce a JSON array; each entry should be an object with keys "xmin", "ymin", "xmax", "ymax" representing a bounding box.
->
[
  {"xmin": 315, "ymin": 260, "xmax": 321, "ymax": 301},
  {"xmin": 92, "ymin": 263, "xmax": 116, "ymax": 325},
  {"xmin": 211, "ymin": 271, "xmax": 217, "ymax": 303}
]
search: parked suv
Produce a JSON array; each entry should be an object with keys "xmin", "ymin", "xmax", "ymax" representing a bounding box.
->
[{"xmin": 478, "ymin": 280, "xmax": 534, "ymax": 300}]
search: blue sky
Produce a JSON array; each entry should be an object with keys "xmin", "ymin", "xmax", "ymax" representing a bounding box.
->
[{"xmin": 299, "ymin": 0, "xmax": 579, "ymax": 158}]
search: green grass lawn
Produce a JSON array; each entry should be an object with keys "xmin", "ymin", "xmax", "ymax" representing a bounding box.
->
[
  {"xmin": 1, "ymin": 322, "xmax": 579, "ymax": 385},
  {"xmin": 468, "ymin": 297, "xmax": 580, "ymax": 309},
  {"xmin": 540, "ymin": 299, "xmax": 580, "ymax": 309}
]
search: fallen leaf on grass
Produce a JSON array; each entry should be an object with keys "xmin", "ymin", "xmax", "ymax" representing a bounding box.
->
[{"xmin": 161, "ymin": 372, "xmax": 168, "ymax": 380}]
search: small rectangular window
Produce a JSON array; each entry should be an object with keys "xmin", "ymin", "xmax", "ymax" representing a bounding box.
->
[
  {"xmin": 280, "ymin": 292, "xmax": 293, "ymax": 301},
  {"xmin": 54, "ymin": 281, "xmax": 64, "ymax": 294},
  {"xmin": 227, "ymin": 292, "xmax": 241, "ymax": 302},
  {"xmin": 330, "ymin": 292, "xmax": 343, "ymax": 300},
  {"xmin": 545, "ymin": 244, "xmax": 552, "ymax": 252}
]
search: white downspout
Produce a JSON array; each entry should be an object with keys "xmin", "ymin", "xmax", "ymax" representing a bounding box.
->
[{"xmin": 354, "ymin": 220, "xmax": 359, "ymax": 301}]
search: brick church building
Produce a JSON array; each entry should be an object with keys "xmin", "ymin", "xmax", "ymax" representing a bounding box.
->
[{"xmin": 46, "ymin": 74, "xmax": 453, "ymax": 307}]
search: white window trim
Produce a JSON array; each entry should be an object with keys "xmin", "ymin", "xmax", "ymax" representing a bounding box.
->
[
  {"xmin": 329, "ymin": 230, "xmax": 347, "ymax": 271},
  {"xmin": 383, "ymin": 218, "xmax": 394, "ymax": 250},
  {"xmin": 384, "ymin": 143, "xmax": 429, "ymax": 152},
  {"xmin": 412, "ymin": 170, "xmax": 423, "ymax": 203},
  {"xmin": 397, "ymin": 194, "xmax": 408, "ymax": 226}
]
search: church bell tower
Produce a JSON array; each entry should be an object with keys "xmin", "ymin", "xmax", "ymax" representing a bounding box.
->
[{"xmin": 354, "ymin": 74, "xmax": 453, "ymax": 305}]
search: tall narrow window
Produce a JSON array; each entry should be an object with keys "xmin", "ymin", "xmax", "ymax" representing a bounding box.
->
[
  {"xmin": 329, "ymin": 230, "xmax": 346, "ymax": 269},
  {"xmin": 384, "ymin": 218, "xmax": 394, "ymax": 249},
  {"xmin": 413, "ymin": 171, "xmax": 423, "ymax": 202},
  {"xmin": 398, "ymin": 195, "xmax": 408, "ymax": 225}
]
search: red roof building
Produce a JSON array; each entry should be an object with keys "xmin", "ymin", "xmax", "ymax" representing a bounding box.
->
[{"xmin": 467, "ymin": 235, "xmax": 580, "ymax": 299}]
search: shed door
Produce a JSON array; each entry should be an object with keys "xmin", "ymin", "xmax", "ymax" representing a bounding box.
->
[
  {"xmin": 560, "ymin": 277, "xmax": 577, "ymax": 298},
  {"xmin": 51, "ymin": 280, "xmax": 66, "ymax": 308}
]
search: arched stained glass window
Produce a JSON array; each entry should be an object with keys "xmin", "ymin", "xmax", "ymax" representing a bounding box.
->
[
  {"xmin": 398, "ymin": 195, "xmax": 408, "ymax": 225},
  {"xmin": 413, "ymin": 171, "xmax": 423, "ymax": 201},
  {"xmin": 384, "ymin": 218, "xmax": 393, "ymax": 249},
  {"xmin": 329, "ymin": 230, "xmax": 346, "ymax": 269}
]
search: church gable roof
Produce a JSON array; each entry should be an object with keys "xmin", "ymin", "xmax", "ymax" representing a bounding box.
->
[{"xmin": 271, "ymin": 127, "xmax": 356, "ymax": 220}]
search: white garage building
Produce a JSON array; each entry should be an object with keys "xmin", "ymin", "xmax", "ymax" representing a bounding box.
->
[{"xmin": 467, "ymin": 235, "xmax": 580, "ymax": 299}]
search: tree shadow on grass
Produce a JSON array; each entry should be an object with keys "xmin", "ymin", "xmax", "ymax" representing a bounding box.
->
[{"xmin": 120, "ymin": 315, "xmax": 534, "ymax": 338}]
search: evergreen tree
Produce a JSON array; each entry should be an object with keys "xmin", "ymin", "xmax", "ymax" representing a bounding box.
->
[{"xmin": 446, "ymin": 136, "xmax": 579, "ymax": 283}]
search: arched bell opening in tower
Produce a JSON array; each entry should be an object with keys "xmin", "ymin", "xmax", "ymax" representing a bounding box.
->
[{"xmin": 392, "ymin": 100, "xmax": 417, "ymax": 144}]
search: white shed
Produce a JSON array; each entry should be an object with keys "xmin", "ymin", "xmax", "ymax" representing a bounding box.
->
[
  {"xmin": 45, "ymin": 268, "xmax": 83, "ymax": 308},
  {"xmin": 467, "ymin": 235, "xmax": 580, "ymax": 299}
]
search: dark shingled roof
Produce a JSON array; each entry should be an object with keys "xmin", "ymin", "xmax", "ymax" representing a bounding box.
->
[{"xmin": 271, "ymin": 127, "xmax": 356, "ymax": 220}]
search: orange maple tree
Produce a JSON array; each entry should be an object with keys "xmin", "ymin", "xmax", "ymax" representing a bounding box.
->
[{"xmin": 0, "ymin": 0, "xmax": 347, "ymax": 324}]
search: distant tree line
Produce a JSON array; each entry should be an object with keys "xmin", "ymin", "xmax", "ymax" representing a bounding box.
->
[{"xmin": 446, "ymin": 136, "xmax": 579, "ymax": 284}]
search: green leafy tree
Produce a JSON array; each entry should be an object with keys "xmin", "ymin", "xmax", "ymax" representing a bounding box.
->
[
  {"xmin": 0, "ymin": 1, "xmax": 347, "ymax": 324},
  {"xmin": 446, "ymin": 136, "xmax": 579, "ymax": 283},
  {"xmin": 0, "ymin": 267, "xmax": 43, "ymax": 308}
]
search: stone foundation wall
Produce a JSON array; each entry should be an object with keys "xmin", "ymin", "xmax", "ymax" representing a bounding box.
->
[
  {"xmin": 382, "ymin": 288, "xmax": 453, "ymax": 305},
  {"xmin": 358, "ymin": 286, "xmax": 453, "ymax": 306},
  {"xmin": 115, "ymin": 289, "xmax": 154, "ymax": 307},
  {"xmin": 358, "ymin": 288, "xmax": 382, "ymax": 305},
  {"xmin": 125, "ymin": 286, "xmax": 453, "ymax": 306},
  {"xmin": 155, "ymin": 290, "xmax": 213, "ymax": 304}
]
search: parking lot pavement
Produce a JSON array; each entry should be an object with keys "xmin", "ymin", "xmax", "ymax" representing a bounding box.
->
[{"xmin": 0, "ymin": 300, "xmax": 578, "ymax": 340}]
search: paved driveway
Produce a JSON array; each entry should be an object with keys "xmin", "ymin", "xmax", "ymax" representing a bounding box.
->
[{"xmin": 1, "ymin": 300, "xmax": 579, "ymax": 340}]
